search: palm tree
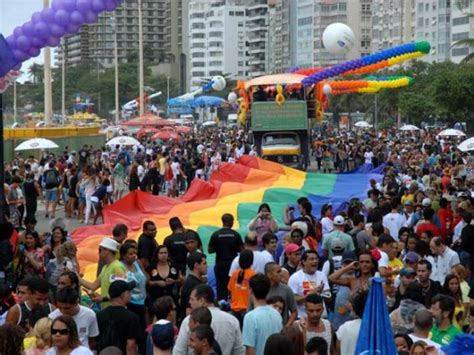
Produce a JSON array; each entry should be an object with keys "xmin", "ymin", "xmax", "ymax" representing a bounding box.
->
[
  {"xmin": 451, "ymin": 0, "xmax": 474, "ymax": 63},
  {"xmin": 28, "ymin": 63, "xmax": 43, "ymax": 84}
]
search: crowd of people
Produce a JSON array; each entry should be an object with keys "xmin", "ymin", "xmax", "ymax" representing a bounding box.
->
[{"xmin": 0, "ymin": 125, "xmax": 472, "ymax": 355}]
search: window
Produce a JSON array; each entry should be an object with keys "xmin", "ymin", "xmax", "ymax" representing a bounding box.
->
[
  {"xmin": 339, "ymin": 3, "xmax": 347, "ymax": 11},
  {"xmin": 238, "ymin": 22, "xmax": 244, "ymax": 27},
  {"xmin": 192, "ymin": 62, "xmax": 205, "ymax": 67},
  {"xmin": 453, "ymin": 32, "xmax": 469, "ymax": 41},
  {"xmin": 192, "ymin": 71, "xmax": 205, "ymax": 77},
  {"xmin": 238, "ymin": 61, "xmax": 244, "ymax": 66},
  {"xmin": 192, "ymin": 52, "xmax": 205, "ymax": 58},
  {"xmin": 192, "ymin": 33, "xmax": 205, "ymax": 39},
  {"xmin": 453, "ymin": 16, "xmax": 469, "ymax": 26},
  {"xmin": 452, "ymin": 47, "xmax": 469, "ymax": 56},
  {"xmin": 298, "ymin": 17, "xmax": 312, "ymax": 26},
  {"xmin": 229, "ymin": 11, "xmax": 234, "ymax": 16}
]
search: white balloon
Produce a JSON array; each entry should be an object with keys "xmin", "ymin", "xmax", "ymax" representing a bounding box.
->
[
  {"xmin": 211, "ymin": 76, "xmax": 226, "ymax": 91},
  {"xmin": 322, "ymin": 84, "xmax": 332, "ymax": 95},
  {"xmin": 228, "ymin": 92, "xmax": 237, "ymax": 103},
  {"xmin": 322, "ymin": 23, "xmax": 355, "ymax": 54}
]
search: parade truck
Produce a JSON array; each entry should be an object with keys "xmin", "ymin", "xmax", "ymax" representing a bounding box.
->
[{"xmin": 250, "ymin": 100, "xmax": 310, "ymax": 170}]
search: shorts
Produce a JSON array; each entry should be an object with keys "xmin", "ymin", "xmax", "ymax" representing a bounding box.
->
[
  {"xmin": 44, "ymin": 188, "xmax": 58, "ymax": 202},
  {"xmin": 115, "ymin": 178, "xmax": 126, "ymax": 192}
]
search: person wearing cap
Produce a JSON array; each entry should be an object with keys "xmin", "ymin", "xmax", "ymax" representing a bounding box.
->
[
  {"xmin": 408, "ymin": 198, "xmax": 441, "ymax": 229},
  {"xmin": 402, "ymin": 199, "xmax": 415, "ymax": 222},
  {"xmin": 321, "ymin": 215, "xmax": 354, "ymax": 258},
  {"xmin": 208, "ymin": 213, "xmax": 243, "ymax": 301},
  {"xmin": 382, "ymin": 198, "xmax": 407, "ymax": 241},
  {"xmin": 96, "ymin": 280, "xmax": 141, "ymax": 354},
  {"xmin": 393, "ymin": 267, "xmax": 417, "ymax": 309},
  {"xmin": 282, "ymin": 243, "xmax": 303, "ymax": 277},
  {"xmin": 80, "ymin": 238, "xmax": 126, "ymax": 308}
]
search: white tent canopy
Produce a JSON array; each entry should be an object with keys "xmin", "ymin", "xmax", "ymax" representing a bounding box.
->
[
  {"xmin": 457, "ymin": 137, "xmax": 474, "ymax": 152},
  {"xmin": 106, "ymin": 136, "xmax": 141, "ymax": 147},
  {"xmin": 354, "ymin": 121, "xmax": 372, "ymax": 128},
  {"xmin": 399, "ymin": 124, "xmax": 420, "ymax": 131},
  {"xmin": 437, "ymin": 129, "xmax": 466, "ymax": 137},
  {"xmin": 15, "ymin": 138, "xmax": 59, "ymax": 151}
]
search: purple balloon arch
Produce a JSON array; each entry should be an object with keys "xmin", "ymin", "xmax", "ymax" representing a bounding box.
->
[{"xmin": 1, "ymin": 0, "xmax": 123, "ymax": 73}]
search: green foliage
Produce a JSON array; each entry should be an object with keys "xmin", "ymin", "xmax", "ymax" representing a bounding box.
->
[{"xmin": 377, "ymin": 118, "xmax": 395, "ymax": 130}]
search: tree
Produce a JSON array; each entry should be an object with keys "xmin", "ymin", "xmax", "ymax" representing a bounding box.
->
[{"xmin": 28, "ymin": 63, "xmax": 43, "ymax": 85}]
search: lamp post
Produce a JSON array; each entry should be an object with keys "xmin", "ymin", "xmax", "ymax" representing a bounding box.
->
[
  {"xmin": 167, "ymin": 76, "xmax": 170, "ymax": 102},
  {"xmin": 43, "ymin": 0, "xmax": 53, "ymax": 125},
  {"xmin": 137, "ymin": 0, "xmax": 145, "ymax": 116},
  {"xmin": 112, "ymin": 15, "xmax": 119, "ymax": 124},
  {"xmin": 13, "ymin": 80, "xmax": 17, "ymax": 124},
  {"xmin": 61, "ymin": 42, "xmax": 66, "ymax": 123}
]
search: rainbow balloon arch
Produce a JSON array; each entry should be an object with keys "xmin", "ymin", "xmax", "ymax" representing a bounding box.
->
[{"xmin": 236, "ymin": 41, "xmax": 431, "ymax": 123}]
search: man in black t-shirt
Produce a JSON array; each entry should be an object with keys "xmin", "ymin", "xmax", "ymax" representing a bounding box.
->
[
  {"xmin": 96, "ymin": 280, "xmax": 140, "ymax": 354},
  {"xmin": 208, "ymin": 214, "xmax": 243, "ymax": 300},
  {"xmin": 180, "ymin": 252, "xmax": 207, "ymax": 321},
  {"xmin": 137, "ymin": 221, "xmax": 158, "ymax": 270},
  {"xmin": 164, "ymin": 217, "xmax": 190, "ymax": 274}
]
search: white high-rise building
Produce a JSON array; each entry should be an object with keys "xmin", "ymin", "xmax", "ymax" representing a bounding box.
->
[
  {"xmin": 414, "ymin": 0, "xmax": 451, "ymax": 62},
  {"xmin": 451, "ymin": 0, "xmax": 474, "ymax": 63},
  {"xmin": 371, "ymin": 0, "xmax": 416, "ymax": 52},
  {"xmin": 247, "ymin": 0, "xmax": 271, "ymax": 77},
  {"xmin": 188, "ymin": 0, "xmax": 248, "ymax": 91}
]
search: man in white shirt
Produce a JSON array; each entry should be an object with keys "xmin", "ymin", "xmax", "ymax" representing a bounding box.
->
[
  {"xmin": 48, "ymin": 288, "xmax": 99, "ymax": 349},
  {"xmin": 376, "ymin": 234, "xmax": 396, "ymax": 278},
  {"xmin": 288, "ymin": 250, "xmax": 330, "ymax": 318},
  {"xmin": 260, "ymin": 233, "xmax": 277, "ymax": 264},
  {"xmin": 336, "ymin": 289, "xmax": 368, "ymax": 355},
  {"xmin": 229, "ymin": 234, "xmax": 267, "ymax": 276},
  {"xmin": 429, "ymin": 237, "xmax": 460, "ymax": 283},
  {"xmin": 173, "ymin": 284, "xmax": 244, "ymax": 355},
  {"xmin": 409, "ymin": 309, "xmax": 442, "ymax": 351},
  {"xmin": 383, "ymin": 198, "xmax": 407, "ymax": 241}
]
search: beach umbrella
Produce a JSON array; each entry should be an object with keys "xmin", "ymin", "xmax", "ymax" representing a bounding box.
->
[
  {"xmin": 399, "ymin": 124, "xmax": 419, "ymax": 131},
  {"xmin": 457, "ymin": 137, "xmax": 474, "ymax": 152},
  {"xmin": 354, "ymin": 121, "xmax": 372, "ymax": 128},
  {"xmin": 106, "ymin": 136, "xmax": 140, "ymax": 147},
  {"xmin": 176, "ymin": 126, "xmax": 192, "ymax": 134},
  {"xmin": 355, "ymin": 277, "xmax": 397, "ymax": 355},
  {"xmin": 152, "ymin": 130, "xmax": 182, "ymax": 142},
  {"xmin": 202, "ymin": 121, "xmax": 217, "ymax": 127},
  {"xmin": 437, "ymin": 128, "xmax": 466, "ymax": 137},
  {"xmin": 15, "ymin": 138, "xmax": 59, "ymax": 151},
  {"xmin": 136, "ymin": 127, "xmax": 159, "ymax": 138},
  {"xmin": 190, "ymin": 96, "xmax": 225, "ymax": 109}
]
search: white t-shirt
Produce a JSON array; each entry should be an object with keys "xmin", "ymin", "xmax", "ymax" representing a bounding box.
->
[
  {"xmin": 49, "ymin": 306, "xmax": 99, "ymax": 348},
  {"xmin": 260, "ymin": 250, "xmax": 274, "ymax": 264},
  {"xmin": 431, "ymin": 247, "xmax": 460, "ymax": 283},
  {"xmin": 375, "ymin": 249, "xmax": 389, "ymax": 277},
  {"xmin": 364, "ymin": 151, "xmax": 374, "ymax": 164},
  {"xmin": 171, "ymin": 161, "xmax": 180, "ymax": 178},
  {"xmin": 288, "ymin": 270, "xmax": 330, "ymax": 318},
  {"xmin": 46, "ymin": 345, "xmax": 93, "ymax": 354},
  {"xmin": 336, "ymin": 319, "xmax": 361, "ymax": 355},
  {"xmin": 228, "ymin": 251, "xmax": 267, "ymax": 276},
  {"xmin": 321, "ymin": 217, "xmax": 334, "ymax": 235},
  {"xmin": 383, "ymin": 212, "xmax": 407, "ymax": 241}
]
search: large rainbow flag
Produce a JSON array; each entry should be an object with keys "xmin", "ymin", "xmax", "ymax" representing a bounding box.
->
[{"xmin": 73, "ymin": 156, "xmax": 382, "ymax": 281}]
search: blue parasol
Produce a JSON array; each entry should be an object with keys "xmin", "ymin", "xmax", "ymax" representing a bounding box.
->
[
  {"xmin": 355, "ymin": 277, "xmax": 397, "ymax": 355},
  {"xmin": 190, "ymin": 96, "xmax": 225, "ymax": 109}
]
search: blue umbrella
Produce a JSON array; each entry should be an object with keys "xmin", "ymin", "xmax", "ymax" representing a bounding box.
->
[
  {"xmin": 190, "ymin": 96, "xmax": 225, "ymax": 108},
  {"xmin": 355, "ymin": 277, "xmax": 397, "ymax": 355}
]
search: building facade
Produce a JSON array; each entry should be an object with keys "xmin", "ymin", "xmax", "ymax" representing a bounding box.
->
[
  {"xmin": 247, "ymin": 0, "xmax": 271, "ymax": 77},
  {"xmin": 187, "ymin": 0, "xmax": 248, "ymax": 91},
  {"xmin": 451, "ymin": 0, "xmax": 474, "ymax": 63}
]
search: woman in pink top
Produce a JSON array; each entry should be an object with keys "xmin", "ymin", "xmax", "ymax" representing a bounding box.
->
[{"xmin": 247, "ymin": 203, "xmax": 279, "ymax": 247}]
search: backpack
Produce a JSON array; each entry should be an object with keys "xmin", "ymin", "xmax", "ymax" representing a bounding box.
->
[
  {"xmin": 96, "ymin": 319, "xmax": 122, "ymax": 352},
  {"xmin": 326, "ymin": 257, "xmax": 343, "ymax": 311},
  {"xmin": 347, "ymin": 229, "xmax": 361, "ymax": 256},
  {"xmin": 44, "ymin": 170, "xmax": 59, "ymax": 188}
]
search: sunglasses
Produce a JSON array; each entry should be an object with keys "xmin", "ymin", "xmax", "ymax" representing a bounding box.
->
[{"xmin": 51, "ymin": 328, "xmax": 69, "ymax": 335}]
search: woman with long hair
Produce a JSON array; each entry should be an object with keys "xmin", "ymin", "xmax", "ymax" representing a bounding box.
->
[
  {"xmin": 15, "ymin": 231, "xmax": 45, "ymax": 280},
  {"xmin": 128, "ymin": 162, "xmax": 140, "ymax": 192},
  {"xmin": 227, "ymin": 249, "xmax": 256, "ymax": 324},
  {"xmin": 147, "ymin": 245, "xmax": 180, "ymax": 309},
  {"xmin": 0, "ymin": 323, "xmax": 25, "ymax": 355},
  {"xmin": 281, "ymin": 323, "xmax": 305, "ymax": 355},
  {"xmin": 442, "ymin": 273, "xmax": 466, "ymax": 329},
  {"xmin": 24, "ymin": 317, "xmax": 52, "ymax": 354},
  {"xmin": 247, "ymin": 203, "xmax": 279, "ymax": 246},
  {"xmin": 48, "ymin": 315, "xmax": 92, "ymax": 354}
]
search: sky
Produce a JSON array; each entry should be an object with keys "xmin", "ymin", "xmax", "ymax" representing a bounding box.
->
[{"xmin": 1, "ymin": 0, "xmax": 51, "ymax": 81}]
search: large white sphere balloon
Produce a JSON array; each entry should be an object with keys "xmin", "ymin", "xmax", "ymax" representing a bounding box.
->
[
  {"xmin": 322, "ymin": 23, "xmax": 355, "ymax": 54},
  {"xmin": 227, "ymin": 92, "xmax": 237, "ymax": 103},
  {"xmin": 211, "ymin": 76, "xmax": 226, "ymax": 91}
]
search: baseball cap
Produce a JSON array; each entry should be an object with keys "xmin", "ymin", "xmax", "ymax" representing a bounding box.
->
[
  {"xmin": 333, "ymin": 215, "xmax": 345, "ymax": 226},
  {"xmin": 285, "ymin": 243, "xmax": 303, "ymax": 255},
  {"xmin": 291, "ymin": 221, "xmax": 308, "ymax": 237},
  {"xmin": 108, "ymin": 280, "xmax": 136, "ymax": 298},
  {"xmin": 99, "ymin": 237, "xmax": 121, "ymax": 252},
  {"xmin": 400, "ymin": 267, "xmax": 416, "ymax": 277},
  {"xmin": 331, "ymin": 238, "xmax": 345, "ymax": 252},
  {"xmin": 422, "ymin": 198, "xmax": 432, "ymax": 207},
  {"xmin": 404, "ymin": 251, "xmax": 420, "ymax": 264},
  {"xmin": 457, "ymin": 191, "xmax": 468, "ymax": 198},
  {"xmin": 404, "ymin": 200, "xmax": 413, "ymax": 206},
  {"xmin": 342, "ymin": 251, "xmax": 357, "ymax": 263},
  {"xmin": 151, "ymin": 320, "xmax": 175, "ymax": 350}
]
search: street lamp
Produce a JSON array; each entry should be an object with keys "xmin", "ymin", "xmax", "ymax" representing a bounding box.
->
[
  {"xmin": 137, "ymin": 0, "xmax": 145, "ymax": 116},
  {"xmin": 167, "ymin": 76, "xmax": 170, "ymax": 102},
  {"xmin": 43, "ymin": 0, "xmax": 53, "ymax": 125}
]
